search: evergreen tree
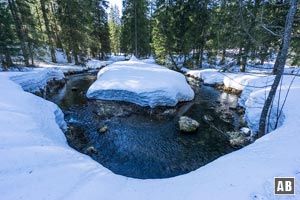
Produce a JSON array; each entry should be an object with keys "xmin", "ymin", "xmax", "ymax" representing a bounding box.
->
[
  {"xmin": 57, "ymin": 0, "xmax": 90, "ymax": 64},
  {"xmin": 152, "ymin": 0, "xmax": 198, "ymax": 68},
  {"xmin": 40, "ymin": 0, "xmax": 56, "ymax": 62},
  {"xmin": 109, "ymin": 4, "xmax": 121, "ymax": 55},
  {"xmin": 90, "ymin": 0, "xmax": 110, "ymax": 60},
  {"xmin": 121, "ymin": 0, "xmax": 150, "ymax": 57},
  {"xmin": 7, "ymin": 0, "xmax": 31, "ymax": 66},
  {"xmin": 0, "ymin": 1, "xmax": 16, "ymax": 70}
]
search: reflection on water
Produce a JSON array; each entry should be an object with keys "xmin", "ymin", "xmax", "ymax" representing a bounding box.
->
[{"xmin": 48, "ymin": 73, "xmax": 244, "ymax": 179}]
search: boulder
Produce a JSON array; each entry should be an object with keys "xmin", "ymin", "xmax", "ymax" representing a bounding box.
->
[
  {"xmin": 203, "ymin": 115, "xmax": 214, "ymax": 122},
  {"xmin": 86, "ymin": 146, "xmax": 96, "ymax": 154},
  {"xmin": 99, "ymin": 126, "xmax": 108, "ymax": 133},
  {"xmin": 178, "ymin": 116, "xmax": 200, "ymax": 132},
  {"xmin": 230, "ymin": 135, "xmax": 250, "ymax": 147},
  {"xmin": 86, "ymin": 59, "xmax": 194, "ymax": 108},
  {"xmin": 71, "ymin": 87, "xmax": 78, "ymax": 91}
]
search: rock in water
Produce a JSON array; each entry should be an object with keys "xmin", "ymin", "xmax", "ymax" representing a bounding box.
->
[
  {"xmin": 203, "ymin": 115, "xmax": 214, "ymax": 122},
  {"xmin": 178, "ymin": 116, "xmax": 200, "ymax": 132},
  {"xmin": 99, "ymin": 126, "xmax": 108, "ymax": 133},
  {"xmin": 87, "ymin": 146, "xmax": 96, "ymax": 154},
  {"xmin": 71, "ymin": 87, "xmax": 78, "ymax": 91}
]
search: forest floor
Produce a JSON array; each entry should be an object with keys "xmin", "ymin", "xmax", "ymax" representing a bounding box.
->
[{"xmin": 0, "ymin": 57, "xmax": 300, "ymax": 199}]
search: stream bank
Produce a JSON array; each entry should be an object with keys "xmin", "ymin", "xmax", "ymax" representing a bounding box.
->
[{"xmin": 47, "ymin": 72, "xmax": 249, "ymax": 179}]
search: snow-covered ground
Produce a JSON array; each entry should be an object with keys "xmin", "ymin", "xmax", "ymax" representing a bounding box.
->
[
  {"xmin": 9, "ymin": 68, "xmax": 65, "ymax": 93},
  {"xmin": 0, "ymin": 66, "xmax": 300, "ymax": 199},
  {"xmin": 0, "ymin": 49, "xmax": 124, "ymax": 74},
  {"xmin": 87, "ymin": 57, "xmax": 194, "ymax": 107},
  {"xmin": 187, "ymin": 69, "xmax": 300, "ymax": 134},
  {"xmin": 35, "ymin": 59, "xmax": 113, "ymax": 74}
]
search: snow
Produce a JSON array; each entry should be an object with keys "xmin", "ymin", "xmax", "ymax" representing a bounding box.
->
[
  {"xmin": 186, "ymin": 68, "xmax": 298, "ymax": 134},
  {"xmin": 87, "ymin": 58, "xmax": 195, "ymax": 107},
  {"xmin": 0, "ymin": 66, "xmax": 300, "ymax": 199},
  {"xmin": 35, "ymin": 59, "xmax": 112, "ymax": 74},
  {"xmin": 85, "ymin": 59, "xmax": 113, "ymax": 69},
  {"xmin": 35, "ymin": 61, "xmax": 87, "ymax": 74},
  {"xmin": 9, "ymin": 68, "xmax": 65, "ymax": 93},
  {"xmin": 186, "ymin": 69, "xmax": 266, "ymax": 90},
  {"xmin": 42, "ymin": 49, "xmax": 71, "ymax": 64}
]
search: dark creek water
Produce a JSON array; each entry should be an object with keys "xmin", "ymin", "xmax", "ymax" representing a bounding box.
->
[{"xmin": 47, "ymin": 72, "xmax": 246, "ymax": 179}]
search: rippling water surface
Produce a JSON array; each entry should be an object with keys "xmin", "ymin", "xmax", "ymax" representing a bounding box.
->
[{"xmin": 48, "ymin": 72, "xmax": 243, "ymax": 179}]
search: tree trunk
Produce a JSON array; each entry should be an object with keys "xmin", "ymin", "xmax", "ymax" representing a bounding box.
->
[
  {"xmin": 28, "ymin": 42, "xmax": 34, "ymax": 65},
  {"xmin": 260, "ymin": 57, "xmax": 265, "ymax": 65},
  {"xmin": 35, "ymin": 6, "xmax": 44, "ymax": 40},
  {"xmin": 8, "ymin": 0, "xmax": 30, "ymax": 66},
  {"xmin": 199, "ymin": 45, "xmax": 204, "ymax": 68},
  {"xmin": 169, "ymin": 52, "xmax": 179, "ymax": 70},
  {"xmin": 49, "ymin": 2, "xmax": 63, "ymax": 50},
  {"xmin": 74, "ymin": 53, "xmax": 79, "ymax": 65},
  {"xmin": 258, "ymin": 0, "xmax": 297, "ymax": 137},
  {"xmin": 240, "ymin": 44, "xmax": 250, "ymax": 72},
  {"xmin": 237, "ymin": 47, "xmax": 242, "ymax": 65},
  {"xmin": 4, "ymin": 47, "xmax": 13, "ymax": 67},
  {"xmin": 1, "ymin": 54, "xmax": 8, "ymax": 71},
  {"xmin": 220, "ymin": 48, "xmax": 226, "ymax": 65},
  {"xmin": 66, "ymin": 50, "xmax": 72, "ymax": 63},
  {"xmin": 240, "ymin": 54, "xmax": 247, "ymax": 72},
  {"xmin": 40, "ymin": 0, "xmax": 57, "ymax": 63},
  {"xmin": 134, "ymin": 1, "xmax": 138, "ymax": 57}
]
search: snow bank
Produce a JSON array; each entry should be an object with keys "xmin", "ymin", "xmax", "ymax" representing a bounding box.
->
[
  {"xmin": 85, "ymin": 59, "xmax": 113, "ymax": 69},
  {"xmin": 35, "ymin": 61, "xmax": 87, "ymax": 74},
  {"xmin": 87, "ymin": 59, "xmax": 194, "ymax": 107},
  {"xmin": 9, "ymin": 68, "xmax": 65, "ymax": 93},
  {"xmin": 35, "ymin": 59, "xmax": 112, "ymax": 74},
  {"xmin": 1, "ymin": 69, "xmax": 300, "ymax": 199},
  {"xmin": 187, "ymin": 69, "xmax": 297, "ymax": 134},
  {"xmin": 186, "ymin": 69, "xmax": 265, "ymax": 90},
  {"xmin": 187, "ymin": 69, "xmax": 225, "ymax": 85}
]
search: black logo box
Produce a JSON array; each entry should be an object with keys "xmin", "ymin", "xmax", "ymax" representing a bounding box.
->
[{"xmin": 274, "ymin": 177, "xmax": 295, "ymax": 195}]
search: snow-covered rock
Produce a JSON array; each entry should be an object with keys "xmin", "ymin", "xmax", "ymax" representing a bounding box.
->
[{"xmin": 86, "ymin": 59, "xmax": 194, "ymax": 107}]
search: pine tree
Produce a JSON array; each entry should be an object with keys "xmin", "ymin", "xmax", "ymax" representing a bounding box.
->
[
  {"xmin": 57, "ymin": 0, "xmax": 90, "ymax": 64},
  {"xmin": 90, "ymin": 0, "xmax": 110, "ymax": 60},
  {"xmin": 40, "ymin": 0, "xmax": 56, "ymax": 63},
  {"xmin": 0, "ymin": 1, "xmax": 15, "ymax": 70},
  {"xmin": 7, "ymin": 0, "xmax": 31, "ymax": 66},
  {"xmin": 152, "ymin": 0, "xmax": 196, "ymax": 68},
  {"xmin": 109, "ymin": 4, "xmax": 121, "ymax": 55},
  {"xmin": 121, "ymin": 0, "xmax": 150, "ymax": 57}
]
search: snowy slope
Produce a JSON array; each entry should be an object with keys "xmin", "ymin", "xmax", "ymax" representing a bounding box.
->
[
  {"xmin": 0, "ymin": 69, "xmax": 300, "ymax": 199},
  {"xmin": 87, "ymin": 58, "xmax": 195, "ymax": 107}
]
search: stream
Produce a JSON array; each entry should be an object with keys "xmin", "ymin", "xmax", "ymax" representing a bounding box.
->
[{"xmin": 47, "ymin": 72, "xmax": 246, "ymax": 179}]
